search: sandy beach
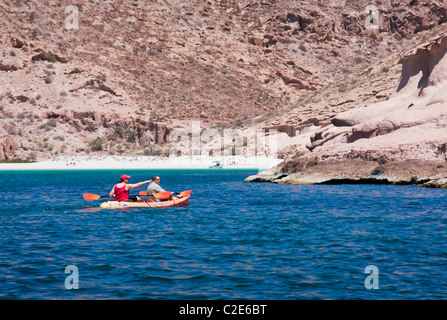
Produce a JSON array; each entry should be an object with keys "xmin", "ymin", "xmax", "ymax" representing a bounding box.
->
[{"xmin": 0, "ymin": 155, "xmax": 283, "ymax": 171}]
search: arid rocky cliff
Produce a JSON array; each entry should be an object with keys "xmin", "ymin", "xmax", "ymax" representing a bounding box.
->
[{"xmin": 0, "ymin": 0, "xmax": 446, "ymax": 163}]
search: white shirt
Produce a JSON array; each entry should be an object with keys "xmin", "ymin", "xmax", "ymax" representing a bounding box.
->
[{"xmin": 147, "ymin": 181, "xmax": 165, "ymax": 195}]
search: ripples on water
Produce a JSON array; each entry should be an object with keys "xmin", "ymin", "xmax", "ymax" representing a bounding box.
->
[{"xmin": 0, "ymin": 169, "xmax": 446, "ymax": 299}]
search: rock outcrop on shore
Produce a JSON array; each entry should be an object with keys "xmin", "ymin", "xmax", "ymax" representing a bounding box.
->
[
  {"xmin": 245, "ymin": 160, "xmax": 447, "ymax": 188},
  {"xmin": 246, "ymin": 31, "xmax": 447, "ymax": 188}
]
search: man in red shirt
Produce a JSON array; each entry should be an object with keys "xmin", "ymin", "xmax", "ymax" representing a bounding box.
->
[{"xmin": 109, "ymin": 175, "xmax": 151, "ymax": 202}]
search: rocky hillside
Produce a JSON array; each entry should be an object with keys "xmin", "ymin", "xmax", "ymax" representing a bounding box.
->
[{"xmin": 1, "ymin": 0, "xmax": 446, "ymax": 160}]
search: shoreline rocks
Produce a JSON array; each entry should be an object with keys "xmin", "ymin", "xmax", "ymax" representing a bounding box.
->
[{"xmin": 245, "ymin": 159, "xmax": 447, "ymax": 188}]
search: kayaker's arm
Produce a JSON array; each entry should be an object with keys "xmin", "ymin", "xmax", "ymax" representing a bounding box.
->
[
  {"xmin": 109, "ymin": 186, "xmax": 116, "ymax": 198},
  {"xmin": 126, "ymin": 180, "xmax": 151, "ymax": 190}
]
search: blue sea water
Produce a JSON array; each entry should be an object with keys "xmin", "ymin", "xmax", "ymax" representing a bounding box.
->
[{"xmin": 0, "ymin": 169, "xmax": 446, "ymax": 300}]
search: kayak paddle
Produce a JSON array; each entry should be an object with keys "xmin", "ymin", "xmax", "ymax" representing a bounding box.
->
[
  {"xmin": 83, "ymin": 193, "xmax": 109, "ymax": 201},
  {"xmin": 139, "ymin": 191, "xmax": 173, "ymax": 199},
  {"xmin": 139, "ymin": 190, "xmax": 191, "ymax": 199}
]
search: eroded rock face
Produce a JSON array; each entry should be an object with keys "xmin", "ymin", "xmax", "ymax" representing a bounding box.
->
[
  {"xmin": 247, "ymin": 32, "xmax": 447, "ymax": 188},
  {"xmin": 42, "ymin": 111, "xmax": 171, "ymax": 145},
  {"xmin": 0, "ymin": 130, "xmax": 15, "ymax": 160},
  {"xmin": 306, "ymin": 33, "xmax": 447, "ymax": 165}
]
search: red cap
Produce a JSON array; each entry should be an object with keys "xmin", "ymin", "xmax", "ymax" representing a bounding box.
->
[{"xmin": 121, "ymin": 175, "xmax": 131, "ymax": 181}]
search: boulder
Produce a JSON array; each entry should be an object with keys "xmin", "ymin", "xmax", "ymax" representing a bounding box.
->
[
  {"xmin": 244, "ymin": 169, "xmax": 287, "ymax": 182},
  {"xmin": 0, "ymin": 63, "xmax": 19, "ymax": 72},
  {"xmin": 11, "ymin": 37, "xmax": 26, "ymax": 48},
  {"xmin": 31, "ymin": 50, "xmax": 69, "ymax": 63},
  {"xmin": 275, "ymin": 71, "xmax": 316, "ymax": 90},
  {"xmin": 422, "ymin": 178, "xmax": 447, "ymax": 188}
]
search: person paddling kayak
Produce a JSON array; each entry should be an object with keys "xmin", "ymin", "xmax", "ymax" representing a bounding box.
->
[
  {"xmin": 146, "ymin": 175, "xmax": 168, "ymax": 202},
  {"xmin": 109, "ymin": 175, "xmax": 151, "ymax": 202}
]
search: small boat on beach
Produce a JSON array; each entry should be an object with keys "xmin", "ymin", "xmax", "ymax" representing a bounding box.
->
[{"xmin": 209, "ymin": 160, "xmax": 224, "ymax": 168}]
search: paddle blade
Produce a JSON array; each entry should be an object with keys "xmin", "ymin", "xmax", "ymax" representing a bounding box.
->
[
  {"xmin": 83, "ymin": 193, "xmax": 101, "ymax": 201},
  {"xmin": 139, "ymin": 191, "xmax": 147, "ymax": 197},
  {"xmin": 180, "ymin": 190, "xmax": 191, "ymax": 197},
  {"xmin": 153, "ymin": 191, "xmax": 173, "ymax": 199}
]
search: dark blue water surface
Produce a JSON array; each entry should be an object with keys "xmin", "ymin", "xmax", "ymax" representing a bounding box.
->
[{"xmin": 0, "ymin": 169, "xmax": 446, "ymax": 299}]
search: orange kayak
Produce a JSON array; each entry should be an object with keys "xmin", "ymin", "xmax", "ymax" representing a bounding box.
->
[{"xmin": 99, "ymin": 193, "xmax": 190, "ymax": 209}]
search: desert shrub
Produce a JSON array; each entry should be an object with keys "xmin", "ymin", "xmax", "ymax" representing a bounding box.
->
[
  {"xmin": 114, "ymin": 125, "xmax": 124, "ymax": 138},
  {"xmin": 338, "ymin": 84, "xmax": 348, "ymax": 93},
  {"xmin": 16, "ymin": 112, "xmax": 26, "ymax": 120},
  {"xmin": 1, "ymin": 158, "xmax": 36, "ymax": 163},
  {"xmin": 4, "ymin": 124, "xmax": 17, "ymax": 135},
  {"xmin": 45, "ymin": 53, "xmax": 58, "ymax": 63},
  {"xmin": 96, "ymin": 73, "xmax": 106, "ymax": 82},
  {"xmin": 37, "ymin": 119, "xmax": 57, "ymax": 131},
  {"xmin": 107, "ymin": 132, "xmax": 120, "ymax": 141},
  {"xmin": 44, "ymin": 75, "xmax": 53, "ymax": 84},
  {"xmin": 125, "ymin": 129, "xmax": 137, "ymax": 143},
  {"xmin": 144, "ymin": 147, "xmax": 161, "ymax": 156},
  {"xmin": 354, "ymin": 56, "xmax": 365, "ymax": 64},
  {"xmin": 233, "ymin": 119, "xmax": 243, "ymax": 127},
  {"xmin": 91, "ymin": 137, "xmax": 104, "ymax": 151}
]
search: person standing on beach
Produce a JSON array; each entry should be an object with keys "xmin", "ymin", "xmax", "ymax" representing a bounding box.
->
[
  {"xmin": 146, "ymin": 175, "xmax": 168, "ymax": 202},
  {"xmin": 109, "ymin": 175, "xmax": 151, "ymax": 202}
]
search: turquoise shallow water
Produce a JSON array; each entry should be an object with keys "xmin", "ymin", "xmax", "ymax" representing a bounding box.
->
[{"xmin": 0, "ymin": 169, "xmax": 446, "ymax": 299}]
